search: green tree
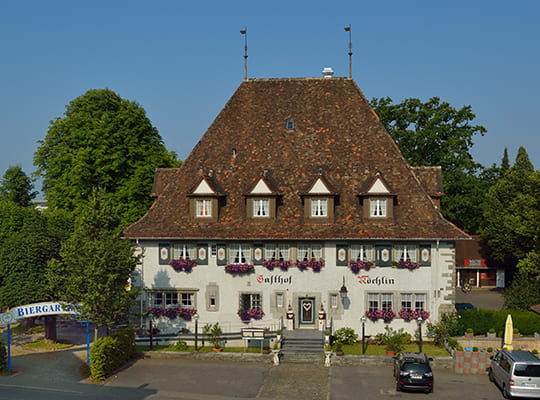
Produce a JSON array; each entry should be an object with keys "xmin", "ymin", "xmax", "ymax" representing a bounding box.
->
[
  {"xmin": 500, "ymin": 147, "xmax": 510, "ymax": 176},
  {"xmin": 0, "ymin": 203, "xmax": 72, "ymax": 338},
  {"xmin": 503, "ymin": 270, "xmax": 540, "ymax": 309},
  {"xmin": 34, "ymin": 88, "xmax": 180, "ymax": 228},
  {"xmin": 370, "ymin": 97, "xmax": 488, "ymax": 233},
  {"xmin": 0, "ymin": 166, "xmax": 37, "ymax": 207},
  {"xmin": 47, "ymin": 188, "xmax": 140, "ymax": 337},
  {"xmin": 480, "ymin": 147, "xmax": 539, "ymax": 275}
]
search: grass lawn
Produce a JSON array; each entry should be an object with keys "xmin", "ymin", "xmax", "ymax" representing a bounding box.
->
[
  {"xmin": 334, "ymin": 343, "xmax": 450, "ymax": 357},
  {"xmin": 25, "ymin": 339, "xmax": 72, "ymax": 351}
]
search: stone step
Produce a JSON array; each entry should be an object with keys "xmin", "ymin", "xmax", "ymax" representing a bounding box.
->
[{"xmin": 280, "ymin": 353, "xmax": 324, "ymax": 364}]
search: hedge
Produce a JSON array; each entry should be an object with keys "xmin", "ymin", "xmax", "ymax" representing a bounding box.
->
[
  {"xmin": 90, "ymin": 328, "xmax": 135, "ymax": 382},
  {"xmin": 0, "ymin": 340, "xmax": 7, "ymax": 373},
  {"xmin": 458, "ymin": 309, "xmax": 540, "ymax": 336}
]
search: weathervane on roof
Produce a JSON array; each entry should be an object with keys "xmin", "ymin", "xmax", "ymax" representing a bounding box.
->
[
  {"xmin": 240, "ymin": 28, "xmax": 248, "ymax": 80},
  {"xmin": 344, "ymin": 25, "xmax": 352, "ymax": 79}
]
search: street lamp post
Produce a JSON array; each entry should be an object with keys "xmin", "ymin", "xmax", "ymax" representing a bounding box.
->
[
  {"xmin": 361, "ymin": 315, "xmax": 367, "ymax": 355},
  {"xmin": 194, "ymin": 313, "xmax": 199, "ymax": 351},
  {"xmin": 417, "ymin": 317, "xmax": 424, "ymax": 352},
  {"xmin": 339, "ymin": 276, "xmax": 348, "ymax": 302}
]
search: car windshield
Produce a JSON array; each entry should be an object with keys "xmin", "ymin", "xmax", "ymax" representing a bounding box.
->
[
  {"xmin": 402, "ymin": 363, "xmax": 430, "ymax": 374},
  {"xmin": 514, "ymin": 364, "xmax": 540, "ymax": 377}
]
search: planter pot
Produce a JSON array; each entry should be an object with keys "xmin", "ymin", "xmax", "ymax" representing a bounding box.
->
[
  {"xmin": 487, "ymin": 333, "xmax": 496, "ymax": 339},
  {"xmin": 386, "ymin": 350, "xmax": 396, "ymax": 356},
  {"xmin": 212, "ymin": 348, "xmax": 223, "ymax": 352},
  {"xmin": 465, "ymin": 332, "xmax": 474, "ymax": 338},
  {"xmin": 336, "ymin": 351, "xmax": 344, "ymax": 356},
  {"xmin": 513, "ymin": 333, "xmax": 520, "ymax": 339}
]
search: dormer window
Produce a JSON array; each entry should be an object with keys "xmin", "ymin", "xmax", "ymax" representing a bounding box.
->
[
  {"xmin": 301, "ymin": 175, "xmax": 338, "ymax": 223},
  {"xmin": 286, "ymin": 120, "xmax": 294, "ymax": 130},
  {"xmin": 311, "ymin": 198, "xmax": 328, "ymax": 217},
  {"xmin": 253, "ymin": 199, "xmax": 270, "ymax": 217},
  {"xmin": 188, "ymin": 176, "xmax": 224, "ymax": 222},
  {"xmin": 196, "ymin": 199, "xmax": 212, "ymax": 217},
  {"xmin": 370, "ymin": 198, "xmax": 387, "ymax": 217}
]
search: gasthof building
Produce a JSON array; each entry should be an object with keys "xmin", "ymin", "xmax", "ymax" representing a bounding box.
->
[{"xmin": 124, "ymin": 72, "xmax": 470, "ymax": 338}]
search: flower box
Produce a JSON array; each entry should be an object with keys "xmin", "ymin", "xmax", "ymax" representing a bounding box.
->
[
  {"xmin": 398, "ymin": 308, "xmax": 430, "ymax": 321},
  {"xmin": 146, "ymin": 307, "xmax": 197, "ymax": 320},
  {"xmin": 348, "ymin": 259, "xmax": 373, "ymax": 273},
  {"xmin": 225, "ymin": 263, "xmax": 254, "ymax": 274},
  {"xmin": 262, "ymin": 259, "xmax": 291, "ymax": 271},
  {"xmin": 365, "ymin": 309, "xmax": 396, "ymax": 323},
  {"xmin": 237, "ymin": 308, "xmax": 265, "ymax": 322},
  {"xmin": 169, "ymin": 257, "xmax": 198, "ymax": 272},
  {"xmin": 392, "ymin": 259, "xmax": 421, "ymax": 270},
  {"xmin": 295, "ymin": 258, "xmax": 324, "ymax": 272}
]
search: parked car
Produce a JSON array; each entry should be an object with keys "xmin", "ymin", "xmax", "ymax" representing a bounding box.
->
[
  {"xmin": 456, "ymin": 302, "xmax": 475, "ymax": 310},
  {"xmin": 488, "ymin": 349, "xmax": 540, "ymax": 398},
  {"xmin": 393, "ymin": 352, "xmax": 434, "ymax": 393}
]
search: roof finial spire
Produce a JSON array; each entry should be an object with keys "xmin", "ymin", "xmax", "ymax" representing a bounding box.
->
[
  {"xmin": 240, "ymin": 28, "xmax": 248, "ymax": 80},
  {"xmin": 344, "ymin": 25, "xmax": 352, "ymax": 79}
]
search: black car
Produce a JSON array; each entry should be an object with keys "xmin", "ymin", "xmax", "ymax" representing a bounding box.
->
[{"xmin": 393, "ymin": 352, "xmax": 434, "ymax": 393}]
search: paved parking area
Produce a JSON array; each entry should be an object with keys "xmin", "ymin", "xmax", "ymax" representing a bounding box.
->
[{"xmin": 455, "ymin": 288, "xmax": 504, "ymax": 310}]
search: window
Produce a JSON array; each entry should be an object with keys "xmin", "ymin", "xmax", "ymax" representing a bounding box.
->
[
  {"xmin": 331, "ymin": 294, "xmax": 338, "ymax": 309},
  {"xmin": 311, "ymin": 198, "xmax": 328, "ymax": 217},
  {"xmin": 381, "ymin": 294, "xmax": 393, "ymax": 312},
  {"xmin": 196, "ymin": 199, "xmax": 212, "ymax": 217},
  {"xmin": 286, "ymin": 120, "xmax": 294, "ymax": 130},
  {"xmin": 276, "ymin": 293, "xmax": 284, "ymax": 308},
  {"xmin": 150, "ymin": 290, "xmax": 195, "ymax": 308},
  {"xmin": 173, "ymin": 243, "xmax": 195, "ymax": 260},
  {"xmin": 394, "ymin": 244, "xmax": 417, "ymax": 262},
  {"xmin": 368, "ymin": 293, "xmax": 379, "ymax": 312},
  {"xmin": 253, "ymin": 199, "xmax": 269, "ymax": 217},
  {"xmin": 401, "ymin": 294, "xmax": 412, "ymax": 310},
  {"xmin": 297, "ymin": 243, "xmax": 323, "ymax": 260},
  {"xmin": 265, "ymin": 243, "xmax": 290, "ymax": 261},
  {"xmin": 229, "ymin": 243, "xmax": 251, "ymax": 264},
  {"xmin": 240, "ymin": 293, "xmax": 262, "ymax": 310},
  {"xmin": 415, "ymin": 294, "xmax": 426, "ymax": 311},
  {"xmin": 369, "ymin": 198, "xmax": 386, "ymax": 217},
  {"xmin": 351, "ymin": 244, "xmax": 373, "ymax": 261}
]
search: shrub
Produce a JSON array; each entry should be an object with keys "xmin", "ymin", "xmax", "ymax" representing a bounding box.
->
[
  {"xmin": 456, "ymin": 345, "xmax": 463, "ymax": 351},
  {"xmin": 487, "ymin": 347, "xmax": 493, "ymax": 352},
  {"xmin": 174, "ymin": 341, "xmax": 189, "ymax": 351},
  {"xmin": 466, "ymin": 328, "xmax": 473, "ymax": 333},
  {"xmin": 532, "ymin": 349, "xmax": 538, "ymax": 355},
  {"xmin": 334, "ymin": 327, "xmax": 358, "ymax": 345},
  {"xmin": 473, "ymin": 346, "xmax": 479, "ymax": 352},
  {"xmin": 90, "ymin": 328, "xmax": 135, "ymax": 382},
  {"xmin": 0, "ymin": 340, "xmax": 7, "ymax": 373},
  {"xmin": 426, "ymin": 310, "xmax": 461, "ymax": 345},
  {"xmin": 457, "ymin": 309, "xmax": 540, "ymax": 335},
  {"xmin": 488, "ymin": 328, "xmax": 496, "ymax": 334},
  {"xmin": 381, "ymin": 326, "xmax": 412, "ymax": 354},
  {"xmin": 446, "ymin": 337, "xmax": 458, "ymax": 349}
]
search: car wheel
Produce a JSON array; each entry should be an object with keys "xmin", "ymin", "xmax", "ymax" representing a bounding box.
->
[
  {"xmin": 503, "ymin": 384, "xmax": 512, "ymax": 399},
  {"xmin": 426, "ymin": 387, "xmax": 433, "ymax": 394},
  {"xmin": 396, "ymin": 382, "xmax": 400, "ymax": 392},
  {"xmin": 488, "ymin": 369, "xmax": 494, "ymax": 382}
]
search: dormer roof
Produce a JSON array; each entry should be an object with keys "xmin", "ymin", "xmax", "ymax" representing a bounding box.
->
[
  {"xmin": 187, "ymin": 175, "xmax": 225, "ymax": 197},
  {"xmin": 125, "ymin": 77, "xmax": 468, "ymax": 240},
  {"xmin": 300, "ymin": 174, "xmax": 338, "ymax": 196},
  {"xmin": 244, "ymin": 175, "xmax": 280, "ymax": 196},
  {"xmin": 358, "ymin": 173, "xmax": 396, "ymax": 196}
]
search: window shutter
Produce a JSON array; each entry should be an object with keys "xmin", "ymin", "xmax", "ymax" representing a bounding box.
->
[
  {"xmin": 197, "ymin": 243, "xmax": 208, "ymax": 265},
  {"xmin": 375, "ymin": 244, "xmax": 392, "ymax": 266},
  {"xmin": 419, "ymin": 244, "xmax": 431, "ymax": 266},
  {"xmin": 158, "ymin": 243, "xmax": 170, "ymax": 265},
  {"xmin": 336, "ymin": 244, "xmax": 349, "ymax": 266},
  {"xmin": 253, "ymin": 243, "xmax": 264, "ymax": 265},
  {"xmin": 216, "ymin": 243, "xmax": 227, "ymax": 265}
]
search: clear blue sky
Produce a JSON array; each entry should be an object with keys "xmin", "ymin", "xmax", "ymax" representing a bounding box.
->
[{"xmin": 1, "ymin": 0, "xmax": 538, "ymax": 195}]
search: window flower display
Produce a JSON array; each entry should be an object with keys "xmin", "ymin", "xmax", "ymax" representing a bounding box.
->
[
  {"xmin": 393, "ymin": 259, "xmax": 421, "ymax": 270},
  {"xmin": 225, "ymin": 263, "xmax": 254, "ymax": 274},
  {"xmin": 398, "ymin": 308, "xmax": 430, "ymax": 321},
  {"xmin": 262, "ymin": 259, "xmax": 292, "ymax": 271},
  {"xmin": 146, "ymin": 307, "xmax": 197, "ymax": 320},
  {"xmin": 169, "ymin": 258, "xmax": 198, "ymax": 272},
  {"xmin": 237, "ymin": 308, "xmax": 265, "ymax": 322},
  {"xmin": 295, "ymin": 258, "xmax": 324, "ymax": 272},
  {"xmin": 348, "ymin": 259, "xmax": 373, "ymax": 273}
]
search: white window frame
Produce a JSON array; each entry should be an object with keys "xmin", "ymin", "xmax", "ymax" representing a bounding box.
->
[
  {"xmin": 264, "ymin": 243, "xmax": 290, "ymax": 261},
  {"xmin": 240, "ymin": 293, "xmax": 262, "ymax": 310},
  {"xmin": 253, "ymin": 199, "xmax": 269, "ymax": 217},
  {"xmin": 368, "ymin": 293, "xmax": 379, "ymax": 312},
  {"xmin": 401, "ymin": 293, "xmax": 413, "ymax": 309},
  {"xmin": 229, "ymin": 243, "xmax": 252, "ymax": 264},
  {"xmin": 393, "ymin": 244, "xmax": 418, "ymax": 262},
  {"xmin": 297, "ymin": 242, "xmax": 323, "ymax": 260},
  {"xmin": 311, "ymin": 198, "xmax": 328, "ymax": 217},
  {"xmin": 414, "ymin": 293, "xmax": 426, "ymax": 311},
  {"xmin": 351, "ymin": 244, "xmax": 373, "ymax": 261},
  {"xmin": 331, "ymin": 294, "xmax": 339, "ymax": 309},
  {"xmin": 369, "ymin": 198, "xmax": 387, "ymax": 217},
  {"xmin": 173, "ymin": 243, "xmax": 196, "ymax": 260},
  {"xmin": 381, "ymin": 293, "xmax": 393, "ymax": 312},
  {"xmin": 150, "ymin": 290, "xmax": 195, "ymax": 308},
  {"xmin": 276, "ymin": 293, "xmax": 284, "ymax": 308},
  {"xmin": 196, "ymin": 199, "xmax": 212, "ymax": 217}
]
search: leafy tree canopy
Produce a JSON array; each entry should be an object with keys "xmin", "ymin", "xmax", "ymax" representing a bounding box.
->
[
  {"xmin": 34, "ymin": 88, "xmax": 180, "ymax": 228},
  {"xmin": 47, "ymin": 188, "xmax": 140, "ymax": 332},
  {"xmin": 0, "ymin": 203, "xmax": 72, "ymax": 309},
  {"xmin": 480, "ymin": 147, "xmax": 539, "ymax": 275},
  {"xmin": 370, "ymin": 96, "xmax": 490, "ymax": 234},
  {"xmin": 0, "ymin": 166, "xmax": 37, "ymax": 207}
]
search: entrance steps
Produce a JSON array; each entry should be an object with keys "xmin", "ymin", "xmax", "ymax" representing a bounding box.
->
[{"xmin": 280, "ymin": 329, "xmax": 325, "ymax": 363}]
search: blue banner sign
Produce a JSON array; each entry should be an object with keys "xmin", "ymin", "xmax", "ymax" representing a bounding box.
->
[{"xmin": 0, "ymin": 302, "xmax": 79, "ymax": 326}]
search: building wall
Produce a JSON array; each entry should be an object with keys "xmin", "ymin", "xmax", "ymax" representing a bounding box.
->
[{"xmin": 133, "ymin": 240, "xmax": 456, "ymax": 337}]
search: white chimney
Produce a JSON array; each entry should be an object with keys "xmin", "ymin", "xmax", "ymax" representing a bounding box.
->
[{"xmin": 322, "ymin": 67, "xmax": 334, "ymax": 78}]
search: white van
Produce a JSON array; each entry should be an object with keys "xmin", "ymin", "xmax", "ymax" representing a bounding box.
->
[{"xmin": 488, "ymin": 350, "xmax": 540, "ymax": 398}]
